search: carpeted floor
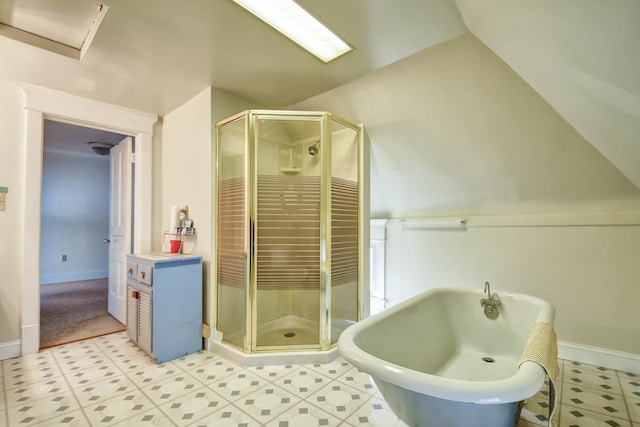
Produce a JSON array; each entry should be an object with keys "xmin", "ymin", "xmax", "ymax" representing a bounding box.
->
[{"xmin": 40, "ymin": 278, "xmax": 125, "ymax": 349}]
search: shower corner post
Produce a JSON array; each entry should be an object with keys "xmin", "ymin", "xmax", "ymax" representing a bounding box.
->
[
  {"xmin": 211, "ymin": 124, "xmax": 219, "ymax": 346},
  {"xmin": 319, "ymin": 113, "xmax": 332, "ymax": 351},
  {"xmin": 358, "ymin": 124, "xmax": 370, "ymax": 321},
  {"xmin": 246, "ymin": 111, "xmax": 257, "ymax": 354}
]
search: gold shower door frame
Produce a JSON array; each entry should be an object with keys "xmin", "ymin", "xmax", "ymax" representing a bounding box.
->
[{"xmin": 214, "ymin": 110, "xmax": 364, "ymax": 354}]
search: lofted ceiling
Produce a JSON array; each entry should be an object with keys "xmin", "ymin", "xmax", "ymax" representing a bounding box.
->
[
  {"xmin": 0, "ymin": 0, "xmax": 467, "ymax": 114},
  {"xmin": 0, "ymin": 0, "xmax": 638, "ymax": 188}
]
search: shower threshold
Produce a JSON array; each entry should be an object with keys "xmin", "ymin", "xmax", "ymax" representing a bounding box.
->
[{"xmin": 210, "ymin": 315, "xmax": 339, "ymax": 367}]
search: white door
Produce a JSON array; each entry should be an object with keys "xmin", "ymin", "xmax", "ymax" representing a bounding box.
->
[{"xmin": 108, "ymin": 136, "xmax": 133, "ymax": 324}]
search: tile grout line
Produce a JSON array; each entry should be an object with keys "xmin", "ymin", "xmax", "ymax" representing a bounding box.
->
[
  {"xmin": 2, "ymin": 360, "xmax": 9, "ymax": 427},
  {"xmin": 299, "ymin": 364, "xmax": 378, "ymax": 425},
  {"xmin": 102, "ymin": 337, "xmax": 181, "ymax": 427},
  {"xmin": 58, "ymin": 336, "xmax": 152, "ymax": 426},
  {"xmin": 555, "ymin": 358, "xmax": 564, "ymax": 424},
  {"xmin": 562, "ymin": 359, "xmax": 633, "ymax": 424},
  {"xmin": 9, "ymin": 337, "xmax": 635, "ymax": 427},
  {"xmin": 617, "ymin": 369, "xmax": 634, "ymax": 425},
  {"xmin": 48, "ymin": 343, "xmax": 92, "ymax": 426}
]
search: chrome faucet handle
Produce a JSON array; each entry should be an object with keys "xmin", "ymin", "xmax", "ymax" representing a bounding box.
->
[
  {"xmin": 484, "ymin": 281, "xmax": 491, "ymax": 299},
  {"xmin": 480, "ymin": 297, "xmax": 501, "ymax": 307}
]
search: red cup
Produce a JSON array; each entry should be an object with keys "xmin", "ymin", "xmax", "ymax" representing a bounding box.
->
[{"xmin": 169, "ymin": 239, "xmax": 182, "ymax": 253}]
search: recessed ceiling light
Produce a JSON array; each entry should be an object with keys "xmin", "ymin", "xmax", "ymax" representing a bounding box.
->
[
  {"xmin": 88, "ymin": 142, "xmax": 114, "ymax": 156},
  {"xmin": 231, "ymin": 0, "xmax": 353, "ymax": 63}
]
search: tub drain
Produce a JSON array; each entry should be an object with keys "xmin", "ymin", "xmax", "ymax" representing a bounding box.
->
[
  {"xmin": 284, "ymin": 332, "xmax": 296, "ymax": 338},
  {"xmin": 482, "ymin": 357, "xmax": 495, "ymax": 363}
]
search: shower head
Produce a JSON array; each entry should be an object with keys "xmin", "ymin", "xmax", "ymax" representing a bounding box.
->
[{"xmin": 308, "ymin": 141, "xmax": 319, "ymax": 156}]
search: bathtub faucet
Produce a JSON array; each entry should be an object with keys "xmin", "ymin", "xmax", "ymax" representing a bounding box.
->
[{"xmin": 481, "ymin": 281, "xmax": 501, "ymax": 319}]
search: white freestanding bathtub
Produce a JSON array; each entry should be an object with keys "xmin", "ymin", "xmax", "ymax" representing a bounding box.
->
[{"xmin": 338, "ymin": 287, "xmax": 555, "ymax": 427}]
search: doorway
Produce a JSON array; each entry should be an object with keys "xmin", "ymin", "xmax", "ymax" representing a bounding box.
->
[
  {"xmin": 39, "ymin": 120, "xmax": 126, "ymax": 348},
  {"xmin": 21, "ymin": 83, "xmax": 157, "ymax": 355}
]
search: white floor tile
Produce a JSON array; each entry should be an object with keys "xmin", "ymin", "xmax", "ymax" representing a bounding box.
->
[
  {"xmin": 127, "ymin": 361, "xmax": 182, "ymax": 387},
  {"xmin": 83, "ymin": 388, "xmax": 156, "ymax": 425},
  {"xmin": 57, "ymin": 352, "xmax": 112, "ymax": 374},
  {"xmin": 305, "ymin": 357, "xmax": 352, "ymax": 379},
  {"xmin": 186, "ymin": 358, "xmax": 241, "ymax": 385},
  {"xmin": 235, "ymin": 383, "xmax": 299, "ymax": 424},
  {"xmin": 110, "ymin": 407, "xmax": 177, "ymax": 426},
  {"xmin": 0, "ymin": 332, "xmax": 636, "ymax": 427},
  {"xmin": 5, "ymin": 376, "xmax": 70, "ymax": 408},
  {"xmin": 627, "ymin": 395, "xmax": 640, "ymax": 423},
  {"xmin": 6, "ymin": 390, "xmax": 81, "ymax": 426},
  {"xmin": 307, "ymin": 380, "xmax": 369, "ymax": 420},
  {"xmin": 264, "ymin": 400, "xmax": 342, "ymax": 427},
  {"xmin": 72, "ymin": 374, "xmax": 139, "ymax": 407},
  {"xmin": 2, "ymin": 363, "xmax": 63, "ymax": 390},
  {"xmin": 344, "ymin": 396, "xmax": 409, "ymax": 427},
  {"xmin": 64, "ymin": 361, "xmax": 124, "ymax": 389},
  {"xmin": 29, "ymin": 409, "xmax": 91, "ymax": 427},
  {"xmin": 173, "ymin": 351, "xmax": 220, "ymax": 371},
  {"xmin": 559, "ymin": 404, "xmax": 631, "ymax": 427},
  {"xmin": 186, "ymin": 404, "xmax": 262, "ymax": 426},
  {"xmin": 561, "ymin": 383, "xmax": 627, "ymax": 419},
  {"xmin": 246, "ymin": 363, "xmax": 298, "ymax": 381},
  {"xmin": 140, "ymin": 372, "xmax": 205, "ymax": 404},
  {"xmin": 274, "ymin": 366, "xmax": 332, "ymax": 398},
  {"xmin": 336, "ymin": 366, "xmax": 379, "ymax": 396},
  {"xmin": 208, "ymin": 370, "xmax": 266, "ymax": 402},
  {"xmin": 1, "ymin": 352, "xmax": 55, "ymax": 374},
  {"xmin": 50, "ymin": 341, "xmax": 102, "ymax": 362},
  {"xmin": 159, "ymin": 387, "xmax": 229, "ymax": 426}
]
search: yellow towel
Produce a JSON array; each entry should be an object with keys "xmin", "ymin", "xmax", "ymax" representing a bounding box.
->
[{"xmin": 518, "ymin": 322, "xmax": 559, "ymax": 427}]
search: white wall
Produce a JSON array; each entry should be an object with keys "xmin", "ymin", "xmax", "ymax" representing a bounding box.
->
[
  {"xmin": 292, "ymin": 33, "xmax": 640, "ymax": 356},
  {"xmin": 0, "ymin": 80, "xmax": 24, "ymax": 344},
  {"xmin": 40, "ymin": 149, "xmax": 110, "ymax": 284}
]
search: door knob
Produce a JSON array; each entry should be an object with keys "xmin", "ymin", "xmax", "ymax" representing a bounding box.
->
[{"xmin": 104, "ymin": 239, "xmax": 111, "ymax": 243}]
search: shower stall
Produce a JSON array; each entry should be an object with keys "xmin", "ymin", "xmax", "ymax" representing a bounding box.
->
[{"xmin": 214, "ymin": 110, "xmax": 367, "ymax": 354}]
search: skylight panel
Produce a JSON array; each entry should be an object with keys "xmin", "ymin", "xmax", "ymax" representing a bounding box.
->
[{"xmin": 0, "ymin": 1, "xmax": 108, "ymax": 60}]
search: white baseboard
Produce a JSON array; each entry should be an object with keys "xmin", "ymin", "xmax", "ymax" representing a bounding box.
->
[
  {"xmin": 0, "ymin": 340, "xmax": 21, "ymax": 360},
  {"xmin": 40, "ymin": 269, "xmax": 108, "ymax": 285},
  {"xmin": 559, "ymin": 340, "xmax": 640, "ymax": 373}
]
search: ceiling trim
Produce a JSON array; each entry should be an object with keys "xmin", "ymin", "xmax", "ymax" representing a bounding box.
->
[{"xmin": 20, "ymin": 82, "xmax": 158, "ymax": 134}]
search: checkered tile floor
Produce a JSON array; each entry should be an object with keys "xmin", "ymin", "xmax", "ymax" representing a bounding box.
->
[{"xmin": 1, "ymin": 332, "xmax": 638, "ymax": 426}]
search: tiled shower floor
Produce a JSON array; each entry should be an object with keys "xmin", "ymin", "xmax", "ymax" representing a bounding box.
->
[{"xmin": 1, "ymin": 332, "xmax": 638, "ymax": 426}]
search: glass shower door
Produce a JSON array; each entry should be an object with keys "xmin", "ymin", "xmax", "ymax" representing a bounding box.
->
[
  {"xmin": 254, "ymin": 115, "xmax": 322, "ymax": 350},
  {"xmin": 216, "ymin": 116, "xmax": 248, "ymax": 350},
  {"xmin": 329, "ymin": 118, "xmax": 360, "ymax": 344}
]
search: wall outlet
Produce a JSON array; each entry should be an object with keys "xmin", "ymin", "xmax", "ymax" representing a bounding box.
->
[{"xmin": 61, "ymin": 254, "xmax": 68, "ymax": 262}]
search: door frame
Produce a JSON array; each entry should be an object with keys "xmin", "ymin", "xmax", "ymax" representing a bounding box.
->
[{"xmin": 20, "ymin": 83, "xmax": 158, "ymax": 355}]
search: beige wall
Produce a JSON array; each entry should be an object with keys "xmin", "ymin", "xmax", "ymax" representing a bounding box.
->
[
  {"xmin": 293, "ymin": 33, "xmax": 640, "ymax": 218},
  {"xmin": 292, "ymin": 34, "xmax": 640, "ymax": 355},
  {"xmin": 0, "ymin": 80, "xmax": 24, "ymax": 343},
  {"xmin": 384, "ymin": 221, "xmax": 640, "ymax": 355},
  {"xmin": 160, "ymin": 87, "xmax": 257, "ymax": 331}
]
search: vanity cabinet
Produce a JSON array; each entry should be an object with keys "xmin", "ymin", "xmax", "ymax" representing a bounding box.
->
[{"xmin": 126, "ymin": 253, "xmax": 202, "ymax": 363}]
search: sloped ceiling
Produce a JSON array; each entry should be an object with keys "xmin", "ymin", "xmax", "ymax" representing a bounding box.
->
[
  {"xmin": 454, "ymin": 0, "xmax": 640, "ymax": 189},
  {"xmin": 0, "ymin": 0, "xmax": 467, "ymax": 114}
]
